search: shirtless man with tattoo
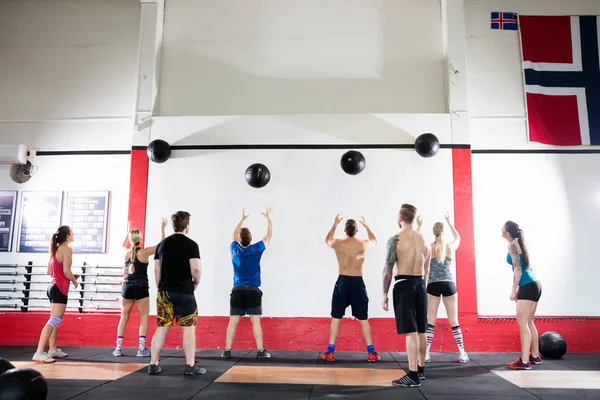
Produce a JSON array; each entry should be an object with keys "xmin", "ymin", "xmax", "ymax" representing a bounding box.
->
[
  {"xmin": 382, "ymin": 204, "xmax": 431, "ymax": 387},
  {"xmin": 321, "ymin": 214, "xmax": 380, "ymax": 362}
]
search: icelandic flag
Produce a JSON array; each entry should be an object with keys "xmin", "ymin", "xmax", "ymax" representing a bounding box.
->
[
  {"xmin": 520, "ymin": 16, "xmax": 600, "ymax": 145},
  {"xmin": 491, "ymin": 12, "xmax": 518, "ymax": 30}
]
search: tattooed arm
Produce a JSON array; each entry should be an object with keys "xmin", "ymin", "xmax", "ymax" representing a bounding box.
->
[
  {"xmin": 381, "ymin": 236, "xmax": 398, "ymax": 311},
  {"xmin": 509, "ymin": 241, "xmax": 522, "ymax": 301}
]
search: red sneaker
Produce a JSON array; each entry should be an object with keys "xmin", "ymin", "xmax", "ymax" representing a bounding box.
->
[
  {"xmin": 507, "ymin": 357, "xmax": 531, "ymax": 370},
  {"xmin": 368, "ymin": 352, "xmax": 381, "ymax": 362},
  {"xmin": 321, "ymin": 352, "xmax": 335, "ymax": 362},
  {"xmin": 529, "ymin": 355, "xmax": 542, "ymax": 365}
]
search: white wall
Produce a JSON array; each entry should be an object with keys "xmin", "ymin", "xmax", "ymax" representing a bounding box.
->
[
  {"xmin": 157, "ymin": 0, "xmax": 446, "ymax": 116},
  {"xmin": 465, "ymin": 0, "xmax": 600, "ymax": 316},
  {"xmin": 0, "ymin": 0, "xmax": 140, "ymax": 121},
  {"xmin": 144, "ymin": 115, "xmax": 455, "ymax": 317}
]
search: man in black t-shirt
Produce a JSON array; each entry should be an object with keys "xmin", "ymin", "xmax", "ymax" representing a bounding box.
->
[{"xmin": 148, "ymin": 211, "xmax": 205, "ymax": 376}]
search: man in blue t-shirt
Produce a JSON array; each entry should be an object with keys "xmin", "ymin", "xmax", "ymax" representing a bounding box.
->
[{"xmin": 221, "ymin": 207, "xmax": 272, "ymax": 360}]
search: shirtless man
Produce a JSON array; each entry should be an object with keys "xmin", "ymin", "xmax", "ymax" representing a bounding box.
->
[
  {"xmin": 382, "ymin": 204, "xmax": 431, "ymax": 387},
  {"xmin": 321, "ymin": 214, "xmax": 380, "ymax": 363}
]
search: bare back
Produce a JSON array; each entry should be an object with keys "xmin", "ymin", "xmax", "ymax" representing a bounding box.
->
[
  {"xmin": 394, "ymin": 229, "xmax": 430, "ymax": 277},
  {"xmin": 331, "ymin": 238, "xmax": 370, "ymax": 276}
]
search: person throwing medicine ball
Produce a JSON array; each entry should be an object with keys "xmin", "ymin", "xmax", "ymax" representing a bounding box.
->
[
  {"xmin": 148, "ymin": 211, "xmax": 205, "ymax": 376},
  {"xmin": 321, "ymin": 214, "xmax": 380, "ymax": 363},
  {"xmin": 221, "ymin": 208, "xmax": 273, "ymax": 360}
]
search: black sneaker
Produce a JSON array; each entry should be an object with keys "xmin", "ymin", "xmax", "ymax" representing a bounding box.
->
[
  {"xmin": 221, "ymin": 350, "xmax": 231, "ymax": 359},
  {"xmin": 184, "ymin": 363, "xmax": 207, "ymax": 376},
  {"xmin": 148, "ymin": 364, "xmax": 162, "ymax": 375},
  {"xmin": 392, "ymin": 375, "xmax": 421, "ymax": 387},
  {"xmin": 257, "ymin": 349, "xmax": 271, "ymax": 359}
]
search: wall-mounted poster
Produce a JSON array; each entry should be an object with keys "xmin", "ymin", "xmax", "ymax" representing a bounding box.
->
[
  {"xmin": 18, "ymin": 191, "xmax": 64, "ymax": 253},
  {"xmin": 65, "ymin": 191, "xmax": 110, "ymax": 253},
  {"xmin": 0, "ymin": 191, "xmax": 18, "ymax": 252}
]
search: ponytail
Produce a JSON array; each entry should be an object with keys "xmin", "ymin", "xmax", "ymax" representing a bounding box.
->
[
  {"xmin": 128, "ymin": 243, "xmax": 140, "ymax": 274},
  {"xmin": 49, "ymin": 226, "xmax": 71, "ymax": 257},
  {"xmin": 505, "ymin": 221, "xmax": 530, "ymax": 268},
  {"xmin": 431, "ymin": 222, "xmax": 446, "ymax": 262}
]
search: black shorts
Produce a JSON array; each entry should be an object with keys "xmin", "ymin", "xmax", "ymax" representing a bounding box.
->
[
  {"xmin": 156, "ymin": 291, "xmax": 198, "ymax": 327},
  {"xmin": 122, "ymin": 284, "xmax": 149, "ymax": 301},
  {"xmin": 426, "ymin": 281, "xmax": 457, "ymax": 297},
  {"xmin": 518, "ymin": 281, "xmax": 542, "ymax": 302},
  {"xmin": 393, "ymin": 275, "xmax": 427, "ymax": 334},
  {"xmin": 331, "ymin": 275, "xmax": 369, "ymax": 321},
  {"xmin": 47, "ymin": 284, "xmax": 68, "ymax": 304},
  {"xmin": 230, "ymin": 285, "xmax": 262, "ymax": 316}
]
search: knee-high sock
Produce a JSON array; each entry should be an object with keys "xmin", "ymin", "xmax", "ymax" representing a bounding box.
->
[
  {"xmin": 452, "ymin": 325, "xmax": 465, "ymax": 352},
  {"xmin": 426, "ymin": 324, "xmax": 435, "ymax": 349}
]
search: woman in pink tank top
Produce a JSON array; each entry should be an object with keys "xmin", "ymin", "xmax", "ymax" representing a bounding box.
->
[{"xmin": 32, "ymin": 225, "xmax": 79, "ymax": 363}]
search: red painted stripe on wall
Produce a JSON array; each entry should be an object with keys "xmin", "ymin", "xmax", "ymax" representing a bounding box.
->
[
  {"xmin": 127, "ymin": 149, "xmax": 149, "ymax": 244},
  {"xmin": 1, "ymin": 313, "xmax": 598, "ymax": 353},
  {"xmin": 452, "ymin": 148, "xmax": 478, "ymax": 315}
]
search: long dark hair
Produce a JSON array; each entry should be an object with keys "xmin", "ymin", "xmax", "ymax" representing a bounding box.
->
[
  {"xmin": 50, "ymin": 226, "xmax": 71, "ymax": 257},
  {"xmin": 505, "ymin": 221, "xmax": 529, "ymax": 268}
]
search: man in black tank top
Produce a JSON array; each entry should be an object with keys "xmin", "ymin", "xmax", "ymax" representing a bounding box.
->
[{"xmin": 148, "ymin": 211, "xmax": 205, "ymax": 376}]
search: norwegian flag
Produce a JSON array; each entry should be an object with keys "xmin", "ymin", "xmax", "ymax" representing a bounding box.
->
[{"xmin": 520, "ymin": 16, "xmax": 600, "ymax": 145}]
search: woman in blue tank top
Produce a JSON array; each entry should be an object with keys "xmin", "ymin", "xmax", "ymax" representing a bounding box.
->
[{"xmin": 502, "ymin": 221, "xmax": 542, "ymax": 370}]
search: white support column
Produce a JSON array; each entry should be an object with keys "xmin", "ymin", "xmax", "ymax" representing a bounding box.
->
[
  {"xmin": 442, "ymin": 0, "xmax": 470, "ymax": 145},
  {"xmin": 132, "ymin": 0, "xmax": 164, "ymax": 144}
]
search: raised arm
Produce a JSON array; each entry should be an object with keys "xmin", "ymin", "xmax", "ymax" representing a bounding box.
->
[
  {"xmin": 140, "ymin": 218, "xmax": 168, "ymax": 257},
  {"xmin": 326, "ymin": 214, "xmax": 344, "ymax": 247},
  {"xmin": 232, "ymin": 209, "xmax": 249, "ymax": 243},
  {"xmin": 509, "ymin": 241, "xmax": 522, "ymax": 301},
  {"xmin": 416, "ymin": 215, "xmax": 423, "ymax": 233},
  {"xmin": 445, "ymin": 212, "xmax": 461, "ymax": 250},
  {"xmin": 189, "ymin": 243, "xmax": 202, "ymax": 291},
  {"xmin": 261, "ymin": 207, "xmax": 273, "ymax": 246},
  {"xmin": 359, "ymin": 216, "xmax": 377, "ymax": 247},
  {"xmin": 122, "ymin": 221, "xmax": 131, "ymax": 250}
]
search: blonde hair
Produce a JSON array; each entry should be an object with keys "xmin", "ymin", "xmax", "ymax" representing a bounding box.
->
[
  {"xmin": 128, "ymin": 229, "xmax": 142, "ymax": 274},
  {"xmin": 432, "ymin": 222, "xmax": 446, "ymax": 262}
]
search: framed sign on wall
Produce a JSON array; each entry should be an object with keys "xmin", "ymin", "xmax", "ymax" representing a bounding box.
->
[
  {"xmin": 0, "ymin": 191, "xmax": 18, "ymax": 252},
  {"xmin": 18, "ymin": 191, "xmax": 64, "ymax": 253},
  {"xmin": 65, "ymin": 191, "xmax": 110, "ymax": 253}
]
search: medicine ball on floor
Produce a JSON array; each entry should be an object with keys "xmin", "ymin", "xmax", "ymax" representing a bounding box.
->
[
  {"xmin": 147, "ymin": 139, "xmax": 171, "ymax": 163},
  {"xmin": 0, "ymin": 358, "xmax": 15, "ymax": 375},
  {"xmin": 415, "ymin": 133, "xmax": 440, "ymax": 158},
  {"xmin": 245, "ymin": 163, "xmax": 271, "ymax": 188},
  {"xmin": 340, "ymin": 150, "xmax": 366, "ymax": 175},
  {"xmin": 539, "ymin": 331, "xmax": 567, "ymax": 359},
  {"xmin": 0, "ymin": 368, "xmax": 48, "ymax": 400}
]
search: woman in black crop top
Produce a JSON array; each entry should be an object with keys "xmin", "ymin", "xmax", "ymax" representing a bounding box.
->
[{"xmin": 112, "ymin": 218, "xmax": 167, "ymax": 357}]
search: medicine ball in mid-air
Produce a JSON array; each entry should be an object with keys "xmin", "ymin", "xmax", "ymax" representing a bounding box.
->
[
  {"xmin": 0, "ymin": 367, "xmax": 48, "ymax": 400},
  {"xmin": 147, "ymin": 139, "xmax": 171, "ymax": 163},
  {"xmin": 415, "ymin": 133, "xmax": 440, "ymax": 158},
  {"xmin": 340, "ymin": 150, "xmax": 366, "ymax": 175},
  {"xmin": 245, "ymin": 163, "xmax": 271, "ymax": 188},
  {"xmin": 539, "ymin": 331, "xmax": 567, "ymax": 359}
]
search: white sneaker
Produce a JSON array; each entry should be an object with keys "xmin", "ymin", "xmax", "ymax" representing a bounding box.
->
[
  {"xmin": 458, "ymin": 352, "xmax": 469, "ymax": 363},
  {"xmin": 48, "ymin": 348, "xmax": 68, "ymax": 358},
  {"xmin": 425, "ymin": 351, "xmax": 431, "ymax": 363},
  {"xmin": 32, "ymin": 351, "xmax": 56, "ymax": 363}
]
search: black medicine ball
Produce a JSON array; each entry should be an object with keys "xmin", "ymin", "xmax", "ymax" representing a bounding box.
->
[
  {"xmin": 340, "ymin": 150, "xmax": 366, "ymax": 175},
  {"xmin": 539, "ymin": 331, "xmax": 567, "ymax": 359},
  {"xmin": 415, "ymin": 133, "xmax": 440, "ymax": 158},
  {"xmin": 147, "ymin": 139, "xmax": 171, "ymax": 163},
  {"xmin": 245, "ymin": 163, "xmax": 271, "ymax": 188},
  {"xmin": 0, "ymin": 367, "xmax": 48, "ymax": 400}
]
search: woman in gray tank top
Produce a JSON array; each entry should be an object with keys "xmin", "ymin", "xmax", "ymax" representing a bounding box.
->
[{"xmin": 417, "ymin": 212, "xmax": 469, "ymax": 363}]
